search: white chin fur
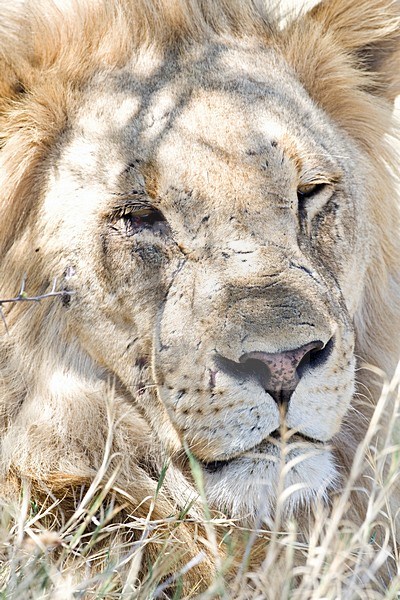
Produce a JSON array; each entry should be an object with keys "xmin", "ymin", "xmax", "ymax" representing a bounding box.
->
[{"xmin": 202, "ymin": 443, "xmax": 337, "ymax": 526}]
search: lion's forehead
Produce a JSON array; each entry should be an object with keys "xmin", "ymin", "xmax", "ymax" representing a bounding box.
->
[
  {"xmin": 68, "ymin": 43, "xmax": 352, "ymax": 198},
  {"xmin": 52, "ymin": 55, "xmax": 358, "ymax": 265}
]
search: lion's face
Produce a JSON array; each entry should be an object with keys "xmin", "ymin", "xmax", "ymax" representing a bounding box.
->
[{"xmin": 40, "ymin": 43, "xmax": 370, "ymax": 520}]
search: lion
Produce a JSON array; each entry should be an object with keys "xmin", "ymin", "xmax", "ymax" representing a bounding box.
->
[{"xmin": 0, "ymin": 0, "xmax": 400, "ymax": 591}]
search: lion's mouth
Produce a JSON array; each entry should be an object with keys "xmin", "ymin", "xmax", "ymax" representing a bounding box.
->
[{"xmin": 201, "ymin": 429, "xmax": 326, "ymax": 473}]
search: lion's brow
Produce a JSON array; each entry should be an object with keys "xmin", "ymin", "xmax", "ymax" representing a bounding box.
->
[
  {"xmin": 301, "ymin": 169, "xmax": 342, "ymax": 185},
  {"xmin": 110, "ymin": 192, "xmax": 152, "ymax": 215}
]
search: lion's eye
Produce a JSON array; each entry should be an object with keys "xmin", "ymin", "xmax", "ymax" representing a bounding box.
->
[
  {"xmin": 118, "ymin": 207, "xmax": 167, "ymax": 236},
  {"xmin": 297, "ymin": 182, "xmax": 327, "ymax": 201}
]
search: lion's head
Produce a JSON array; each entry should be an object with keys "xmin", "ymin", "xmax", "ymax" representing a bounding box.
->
[{"xmin": 1, "ymin": 0, "xmax": 400, "ymax": 536}]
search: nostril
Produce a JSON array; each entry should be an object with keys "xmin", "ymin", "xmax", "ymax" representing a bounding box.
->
[
  {"xmin": 297, "ymin": 337, "xmax": 334, "ymax": 379},
  {"xmin": 239, "ymin": 357, "xmax": 271, "ymax": 389}
]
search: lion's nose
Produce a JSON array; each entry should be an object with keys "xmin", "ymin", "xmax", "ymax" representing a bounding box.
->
[{"xmin": 239, "ymin": 339, "xmax": 332, "ymax": 404}]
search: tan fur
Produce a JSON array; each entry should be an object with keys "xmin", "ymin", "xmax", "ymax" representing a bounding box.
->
[{"xmin": 1, "ymin": 0, "xmax": 400, "ymax": 589}]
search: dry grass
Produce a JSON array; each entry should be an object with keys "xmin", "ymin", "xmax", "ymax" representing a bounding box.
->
[{"xmin": 0, "ymin": 365, "xmax": 399, "ymax": 599}]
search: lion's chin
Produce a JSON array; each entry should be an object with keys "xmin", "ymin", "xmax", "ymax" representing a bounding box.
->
[{"xmin": 201, "ymin": 441, "xmax": 337, "ymax": 526}]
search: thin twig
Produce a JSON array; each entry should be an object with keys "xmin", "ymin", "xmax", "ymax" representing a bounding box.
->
[{"xmin": 0, "ymin": 277, "xmax": 74, "ymax": 333}]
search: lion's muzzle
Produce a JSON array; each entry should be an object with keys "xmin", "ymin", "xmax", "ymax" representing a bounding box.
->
[{"xmin": 154, "ymin": 242, "xmax": 354, "ymax": 465}]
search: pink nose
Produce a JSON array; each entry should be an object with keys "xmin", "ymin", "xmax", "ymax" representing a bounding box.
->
[{"xmin": 239, "ymin": 340, "xmax": 328, "ymax": 404}]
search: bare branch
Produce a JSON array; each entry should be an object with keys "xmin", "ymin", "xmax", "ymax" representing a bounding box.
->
[
  {"xmin": 0, "ymin": 278, "xmax": 74, "ymax": 333},
  {"xmin": 0, "ymin": 289, "xmax": 72, "ymax": 305}
]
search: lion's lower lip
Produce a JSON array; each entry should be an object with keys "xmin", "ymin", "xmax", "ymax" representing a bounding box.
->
[{"xmin": 201, "ymin": 429, "xmax": 325, "ymax": 472}]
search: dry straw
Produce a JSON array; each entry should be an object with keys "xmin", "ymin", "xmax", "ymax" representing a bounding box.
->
[{"xmin": 1, "ymin": 364, "xmax": 399, "ymax": 599}]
